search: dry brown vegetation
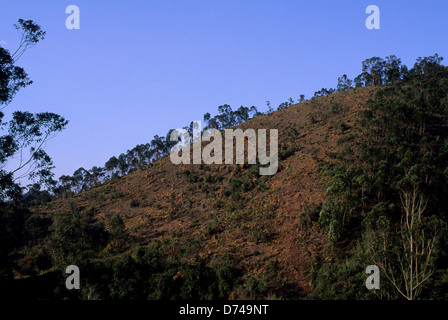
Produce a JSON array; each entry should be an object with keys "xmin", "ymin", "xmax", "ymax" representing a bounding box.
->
[{"xmin": 36, "ymin": 86, "xmax": 377, "ymax": 296}]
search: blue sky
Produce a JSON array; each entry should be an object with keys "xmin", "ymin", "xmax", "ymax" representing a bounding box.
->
[{"xmin": 1, "ymin": 0, "xmax": 447, "ymax": 183}]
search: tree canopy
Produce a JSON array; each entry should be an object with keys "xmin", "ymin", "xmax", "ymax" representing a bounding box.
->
[{"xmin": 0, "ymin": 20, "xmax": 68, "ymax": 201}]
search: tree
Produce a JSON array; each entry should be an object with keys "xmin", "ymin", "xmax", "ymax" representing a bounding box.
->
[
  {"xmin": 337, "ymin": 74, "xmax": 353, "ymax": 92},
  {"xmin": 365, "ymin": 186, "xmax": 440, "ymax": 300},
  {"xmin": 53, "ymin": 174, "xmax": 73, "ymax": 197},
  {"xmin": 353, "ymin": 73, "xmax": 366, "ymax": 88},
  {"xmin": 217, "ymin": 104, "xmax": 235, "ymax": 128},
  {"xmin": 48, "ymin": 211, "xmax": 108, "ymax": 269},
  {"xmin": 0, "ymin": 20, "xmax": 68, "ymax": 200},
  {"xmin": 150, "ymin": 135, "xmax": 169, "ymax": 161},
  {"xmin": 204, "ymin": 104, "xmax": 260, "ymax": 130},
  {"xmin": 396, "ymin": 187, "xmax": 439, "ymax": 299},
  {"xmin": 72, "ymin": 167, "xmax": 90, "ymax": 192},
  {"xmin": 384, "ymin": 55, "xmax": 402, "ymax": 84},
  {"xmin": 361, "ymin": 57, "xmax": 385, "ymax": 86},
  {"xmin": 234, "ymin": 106, "xmax": 250, "ymax": 124},
  {"xmin": 88, "ymin": 166, "xmax": 104, "ymax": 187},
  {"xmin": 117, "ymin": 153, "xmax": 129, "ymax": 176},
  {"xmin": 105, "ymin": 156, "xmax": 119, "ymax": 179},
  {"xmin": 412, "ymin": 54, "xmax": 444, "ymax": 76},
  {"xmin": 266, "ymin": 101, "xmax": 273, "ymax": 113},
  {"xmin": 312, "ymin": 88, "xmax": 335, "ymax": 99},
  {"xmin": 109, "ymin": 213, "xmax": 127, "ymax": 247},
  {"xmin": 203, "ymin": 112, "xmax": 214, "ymax": 130}
]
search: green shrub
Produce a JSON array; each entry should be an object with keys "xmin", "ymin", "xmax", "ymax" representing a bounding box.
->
[
  {"xmin": 129, "ymin": 198, "xmax": 140, "ymax": 208},
  {"xmin": 109, "ymin": 213, "xmax": 126, "ymax": 244},
  {"xmin": 110, "ymin": 191, "xmax": 126, "ymax": 199},
  {"xmin": 204, "ymin": 216, "xmax": 223, "ymax": 237}
]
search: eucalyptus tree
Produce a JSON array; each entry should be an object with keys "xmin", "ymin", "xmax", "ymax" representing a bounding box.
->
[{"xmin": 0, "ymin": 20, "xmax": 68, "ymax": 201}]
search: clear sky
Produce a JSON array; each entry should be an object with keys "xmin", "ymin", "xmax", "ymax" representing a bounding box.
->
[{"xmin": 1, "ymin": 0, "xmax": 447, "ymax": 183}]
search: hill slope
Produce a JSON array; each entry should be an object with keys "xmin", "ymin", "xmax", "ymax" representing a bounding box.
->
[{"xmin": 35, "ymin": 86, "xmax": 377, "ymax": 298}]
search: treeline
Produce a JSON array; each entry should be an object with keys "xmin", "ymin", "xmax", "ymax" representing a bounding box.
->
[
  {"xmin": 25, "ymin": 54, "xmax": 445, "ymax": 204},
  {"xmin": 24, "ymin": 105, "xmax": 264, "ymax": 203},
  {"xmin": 310, "ymin": 54, "xmax": 443, "ymax": 99},
  {"xmin": 266, "ymin": 55, "xmax": 430, "ymax": 110}
]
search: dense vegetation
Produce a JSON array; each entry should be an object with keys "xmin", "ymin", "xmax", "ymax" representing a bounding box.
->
[
  {"xmin": 311, "ymin": 54, "xmax": 448, "ymax": 299},
  {"xmin": 0, "ymin": 203, "xmax": 246, "ymax": 299}
]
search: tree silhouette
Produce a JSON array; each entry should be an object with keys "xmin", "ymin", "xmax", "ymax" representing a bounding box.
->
[{"xmin": 0, "ymin": 20, "xmax": 68, "ymax": 200}]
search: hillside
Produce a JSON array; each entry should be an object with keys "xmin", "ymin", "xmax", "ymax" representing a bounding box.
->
[
  {"xmin": 1, "ymin": 5, "xmax": 448, "ymax": 304},
  {"xmin": 4, "ymin": 54, "xmax": 448, "ymax": 300},
  {"xmin": 32, "ymin": 86, "xmax": 378, "ymax": 298}
]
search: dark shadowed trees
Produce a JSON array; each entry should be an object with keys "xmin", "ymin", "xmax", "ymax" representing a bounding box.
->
[{"xmin": 337, "ymin": 74, "xmax": 353, "ymax": 92}]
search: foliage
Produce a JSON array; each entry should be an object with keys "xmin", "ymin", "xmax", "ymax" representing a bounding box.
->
[
  {"xmin": 109, "ymin": 213, "xmax": 127, "ymax": 244},
  {"xmin": 0, "ymin": 20, "xmax": 67, "ymax": 201},
  {"xmin": 47, "ymin": 210, "xmax": 109, "ymax": 269},
  {"xmin": 317, "ymin": 54, "xmax": 448, "ymax": 299}
]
